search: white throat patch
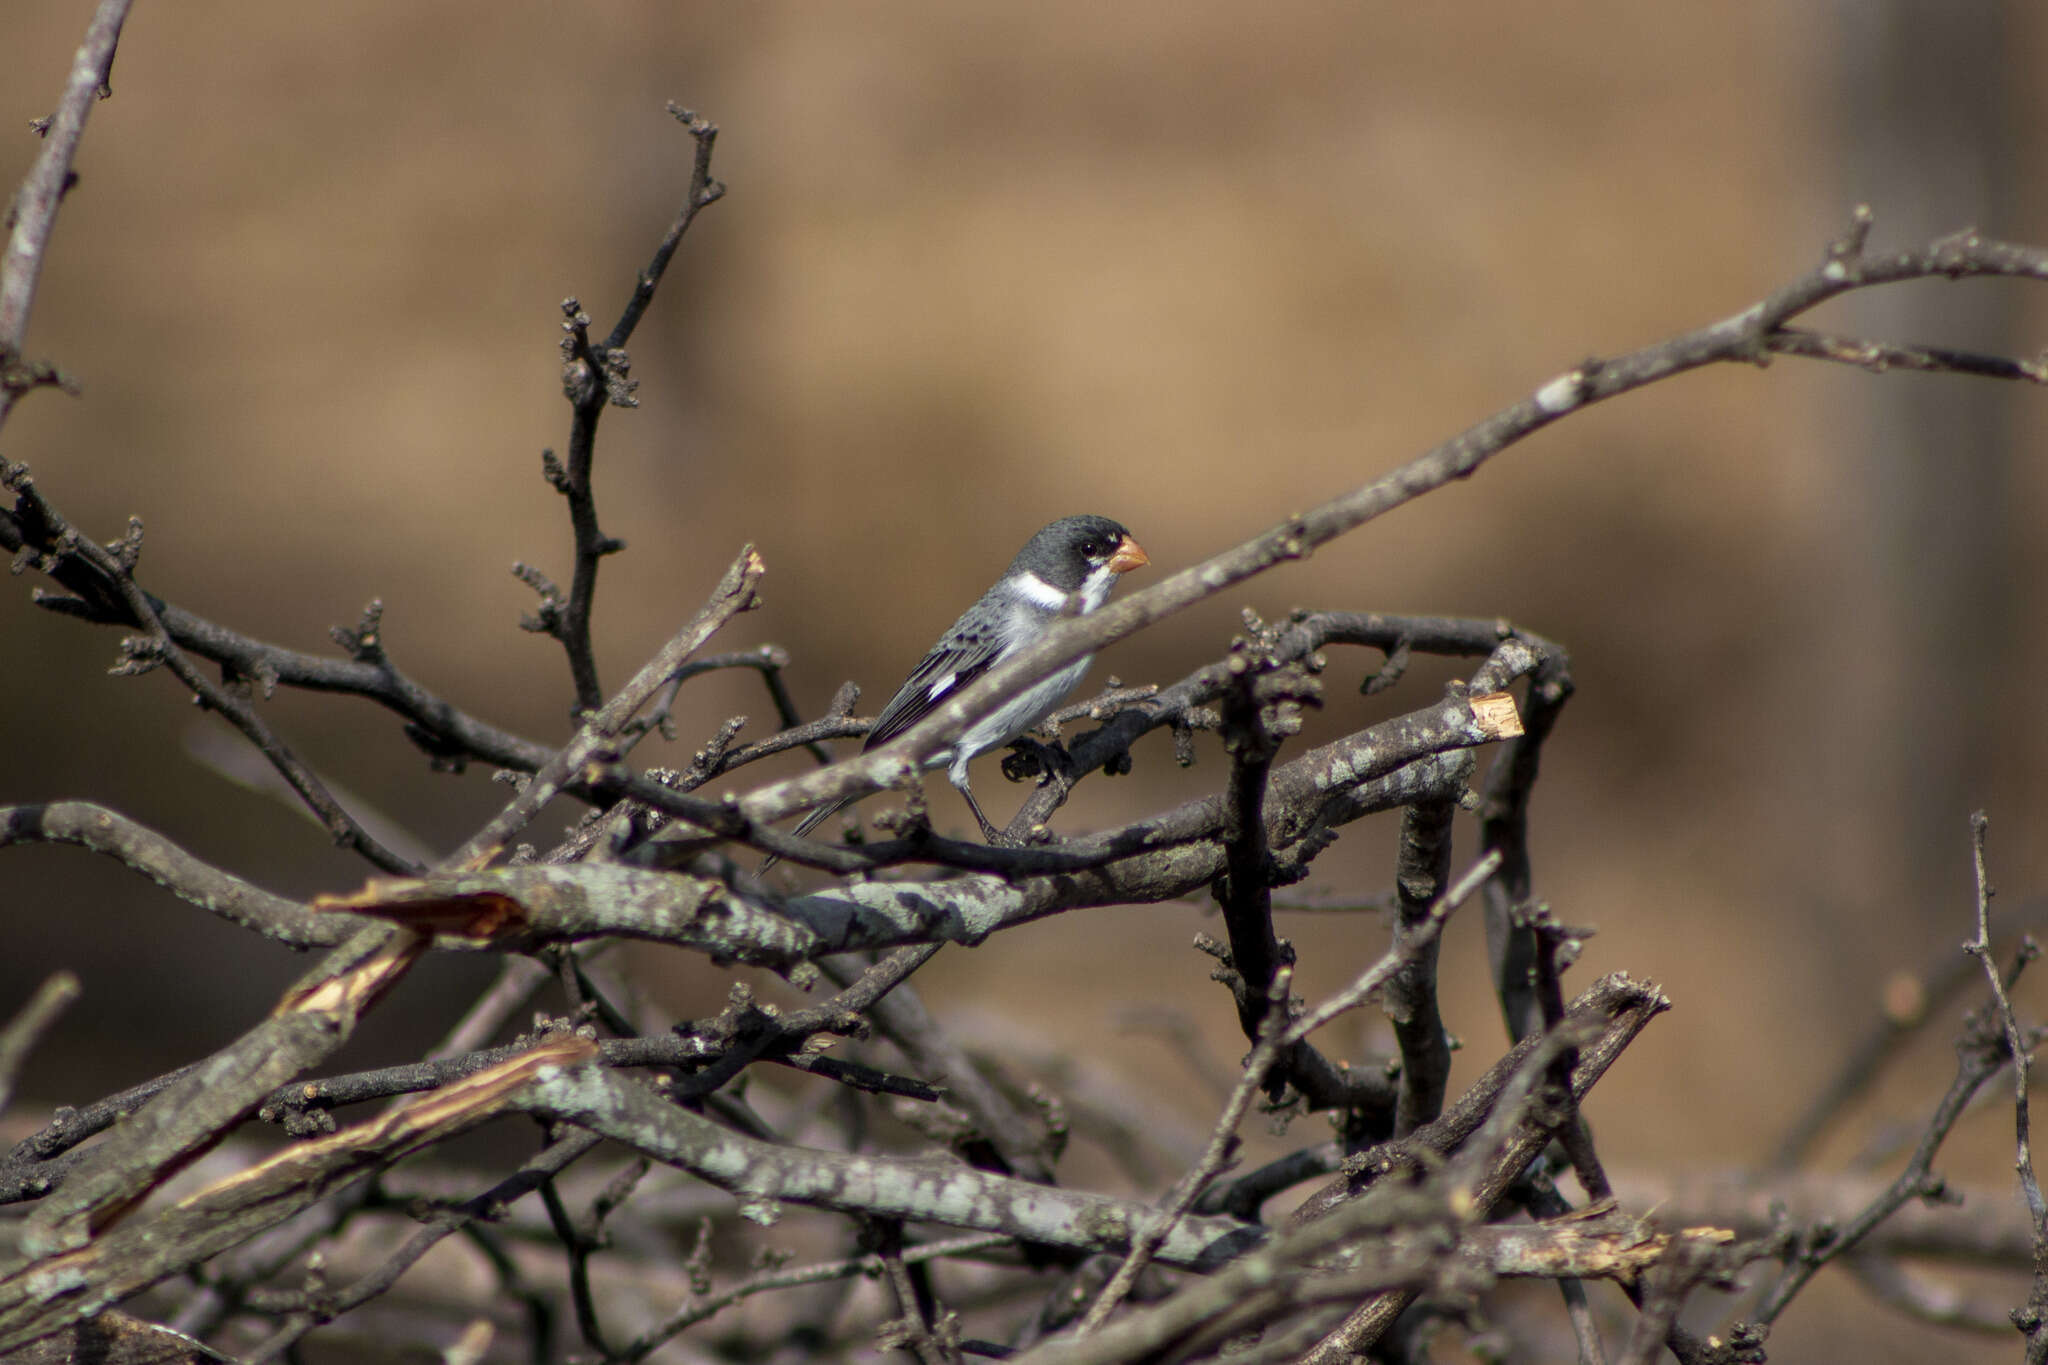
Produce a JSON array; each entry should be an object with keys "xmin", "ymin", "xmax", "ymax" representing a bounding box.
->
[
  {"xmin": 1011, "ymin": 571, "xmax": 1071, "ymax": 611},
  {"xmin": 1072, "ymin": 562, "xmax": 1119, "ymax": 614}
]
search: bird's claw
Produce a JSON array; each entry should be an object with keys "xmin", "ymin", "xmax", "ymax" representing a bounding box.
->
[{"xmin": 1001, "ymin": 736, "xmax": 1069, "ymax": 786}]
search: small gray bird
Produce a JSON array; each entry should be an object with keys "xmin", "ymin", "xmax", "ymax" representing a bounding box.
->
[{"xmin": 790, "ymin": 514, "xmax": 1148, "ymax": 850}]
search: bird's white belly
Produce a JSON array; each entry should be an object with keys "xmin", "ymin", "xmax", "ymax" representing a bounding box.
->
[{"xmin": 940, "ymin": 655, "xmax": 1093, "ymax": 780}]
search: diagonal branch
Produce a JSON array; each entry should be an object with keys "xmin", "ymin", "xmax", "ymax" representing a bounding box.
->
[
  {"xmin": 442, "ymin": 543, "xmax": 763, "ymax": 870},
  {"xmin": 0, "ymin": 1037, "xmax": 596, "ymax": 1353},
  {"xmin": 0, "ymin": 0, "xmax": 135, "ymax": 425},
  {"xmin": 3, "ymin": 469, "xmax": 416, "ymax": 873},
  {"xmin": 704, "ymin": 221, "xmax": 2048, "ymax": 841}
]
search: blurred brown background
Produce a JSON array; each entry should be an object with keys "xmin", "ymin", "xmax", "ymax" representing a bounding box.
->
[{"xmin": 5, "ymin": 3, "xmax": 2047, "ymax": 1358}]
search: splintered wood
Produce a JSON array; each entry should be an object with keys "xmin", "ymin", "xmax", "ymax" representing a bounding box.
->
[{"xmin": 1470, "ymin": 691, "xmax": 1524, "ymax": 740}]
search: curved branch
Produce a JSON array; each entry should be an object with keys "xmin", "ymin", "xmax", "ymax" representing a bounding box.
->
[{"xmin": 0, "ymin": 802, "xmax": 354, "ymax": 948}]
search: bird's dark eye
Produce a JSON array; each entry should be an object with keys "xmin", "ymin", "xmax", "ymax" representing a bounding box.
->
[{"xmin": 1080, "ymin": 540, "xmax": 1101, "ymax": 558}]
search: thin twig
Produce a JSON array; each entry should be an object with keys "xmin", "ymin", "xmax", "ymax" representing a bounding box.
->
[
  {"xmin": 539, "ymin": 1176, "xmax": 617, "ymax": 1360},
  {"xmin": 1769, "ymin": 895, "xmax": 2048, "ymax": 1171},
  {"xmin": 1964, "ymin": 814, "xmax": 2043, "ymax": 1224},
  {"xmin": 1960, "ymin": 813, "xmax": 2048, "ymax": 1361},
  {"xmin": 1074, "ymin": 967, "xmax": 1297, "ymax": 1335},
  {"xmin": 5, "ymin": 482, "xmax": 418, "ymax": 871},
  {"xmin": 443, "ymin": 544, "xmax": 762, "ymax": 870},
  {"xmin": 0, "ymin": 973, "xmax": 80, "ymax": 1120},
  {"xmin": 539, "ymin": 107, "xmax": 725, "ymax": 712},
  {"xmin": 623, "ymin": 1234, "xmax": 1009, "ymax": 1360},
  {"xmin": 239, "ymin": 1131, "xmax": 602, "ymax": 1364},
  {"xmin": 710, "ymin": 219, "xmax": 2048, "ymax": 841},
  {"xmin": 1073, "ymin": 853, "xmax": 1500, "ymax": 1335},
  {"xmin": 1748, "ymin": 833, "xmax": 2035, "ymax": 1328},
  {"xmin": 0, "ymin": 0, "xmax": 135, "ymax": 424}
]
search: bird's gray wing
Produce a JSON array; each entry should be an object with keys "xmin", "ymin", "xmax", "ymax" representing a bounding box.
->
[{"xmin": 861, "ymin": 615, "xmax": 1009, "ymax": 751}]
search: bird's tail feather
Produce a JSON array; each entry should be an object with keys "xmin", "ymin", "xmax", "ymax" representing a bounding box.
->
[{"xmin": 759, "ymin": 794, "xmax": 856, "ymax": 874}]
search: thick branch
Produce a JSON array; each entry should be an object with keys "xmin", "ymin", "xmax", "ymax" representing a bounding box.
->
[
  {"xmin": 1385, "ymin": 794, "xmax": 1458, "ymax": 1136},
  {"xmin": 0, "ymin": 1038, "xmax": 594, "ymax": 1353},
  {"xmin": 328, "ymin": 738, "xmax": 1496, "ymax": 965},
  {"xmin": 520, "ymin": 1062, "xmax": 1264, "ymax": 1270}
]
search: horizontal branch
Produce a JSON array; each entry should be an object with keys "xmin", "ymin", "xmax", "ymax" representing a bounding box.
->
[
  {"xmin": 628, "ymin": 629, "xmax": 1535, "ymax": 881},
  {"xmin": 9, "ymin": 558, "xmax": 555, "ymax": 772},
  {"xmin": 326, "ymin": 730, "xmax": 1493, "ymax": 964},
  {"xmin": 1013, "ymin": 612, "xmax": 1563, "ymax": 832},
  {"xmin": 1612, "ymin": 1167, "xmax": 2038, "ymax": 1267}
]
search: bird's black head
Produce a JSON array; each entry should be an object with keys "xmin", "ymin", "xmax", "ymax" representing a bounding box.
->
[{"xmin": 1008, "ymin": 515, "xmax": 1149, "ymax": 592}]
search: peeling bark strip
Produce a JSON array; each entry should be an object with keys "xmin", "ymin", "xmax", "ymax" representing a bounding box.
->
[
  {"xmin": 0, "ymin": 1037, "xmax": 596, "ymax": 1352},
  {"xmin": 16, "ymin": 915, "xmax": 431, "ymax": 1264}
]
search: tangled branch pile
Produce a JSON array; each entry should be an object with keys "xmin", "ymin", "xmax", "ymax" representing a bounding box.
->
[{"xmin": 5, "ymin": 8, "xmax": 2048, "ymax": 1363}]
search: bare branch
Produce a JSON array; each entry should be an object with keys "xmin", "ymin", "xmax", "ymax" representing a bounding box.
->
[
  {"xmin": 441, "ymin": 542, "xmax": 763, "ymax": 870},
  {"xmin": 10, "ymin": 52, "xmax": 2048, "ymax": 1357},
  {"xmin": 520, "ymin": 1059, "xmax": 1265, "ymax": 1269},
  {"xmin": 326, "ymin": 741, "xmax": 1499, "ymax": 966},
  {"xmin": 1749, "ymin": 899, "xmax": 2031, "ymax": 1325},
  {"xmin": 536, "ymin": 109, "xmax": 726, "ymax": 712},
  {"xmin": 0, "ymin": 802, "xmax": 357, "ymax": 948},
  {"xmin": 1385, "ymin": 792, "xmax": 1459, "ymax": 1136},
  {"xmin": 0, "ymin": 973, "xmax": 79, "ymax": 1121},
  {"xmin": 1, "ymin": 472, "xmax": 418, "ymax": 873},
  {"xmin": 0, "ymin": 1037, "xmax": 596, "ymax": 1353},
  {"xmin": 0, "ymin": 0, "xmax": 135, "ymax": 426},
  {"xmin": 697, "ymin": 223, "xmax": 2048, "ymax": 843}
]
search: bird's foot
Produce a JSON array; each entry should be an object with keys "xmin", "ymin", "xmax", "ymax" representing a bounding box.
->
[{"xmin": 1001, "ymin": 736, "xmax": 1071, "ymax": 786}]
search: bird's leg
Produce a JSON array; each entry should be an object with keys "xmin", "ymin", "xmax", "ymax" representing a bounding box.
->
[{"xmin": 955, "ymin": 779, "xmax": 1005, "ymax": 844}]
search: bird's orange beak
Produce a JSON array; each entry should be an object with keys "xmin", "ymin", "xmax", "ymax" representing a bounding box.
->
[{"xmin": 1107, "ymin": 535, "xmax": 1149, "ymax": 575}]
